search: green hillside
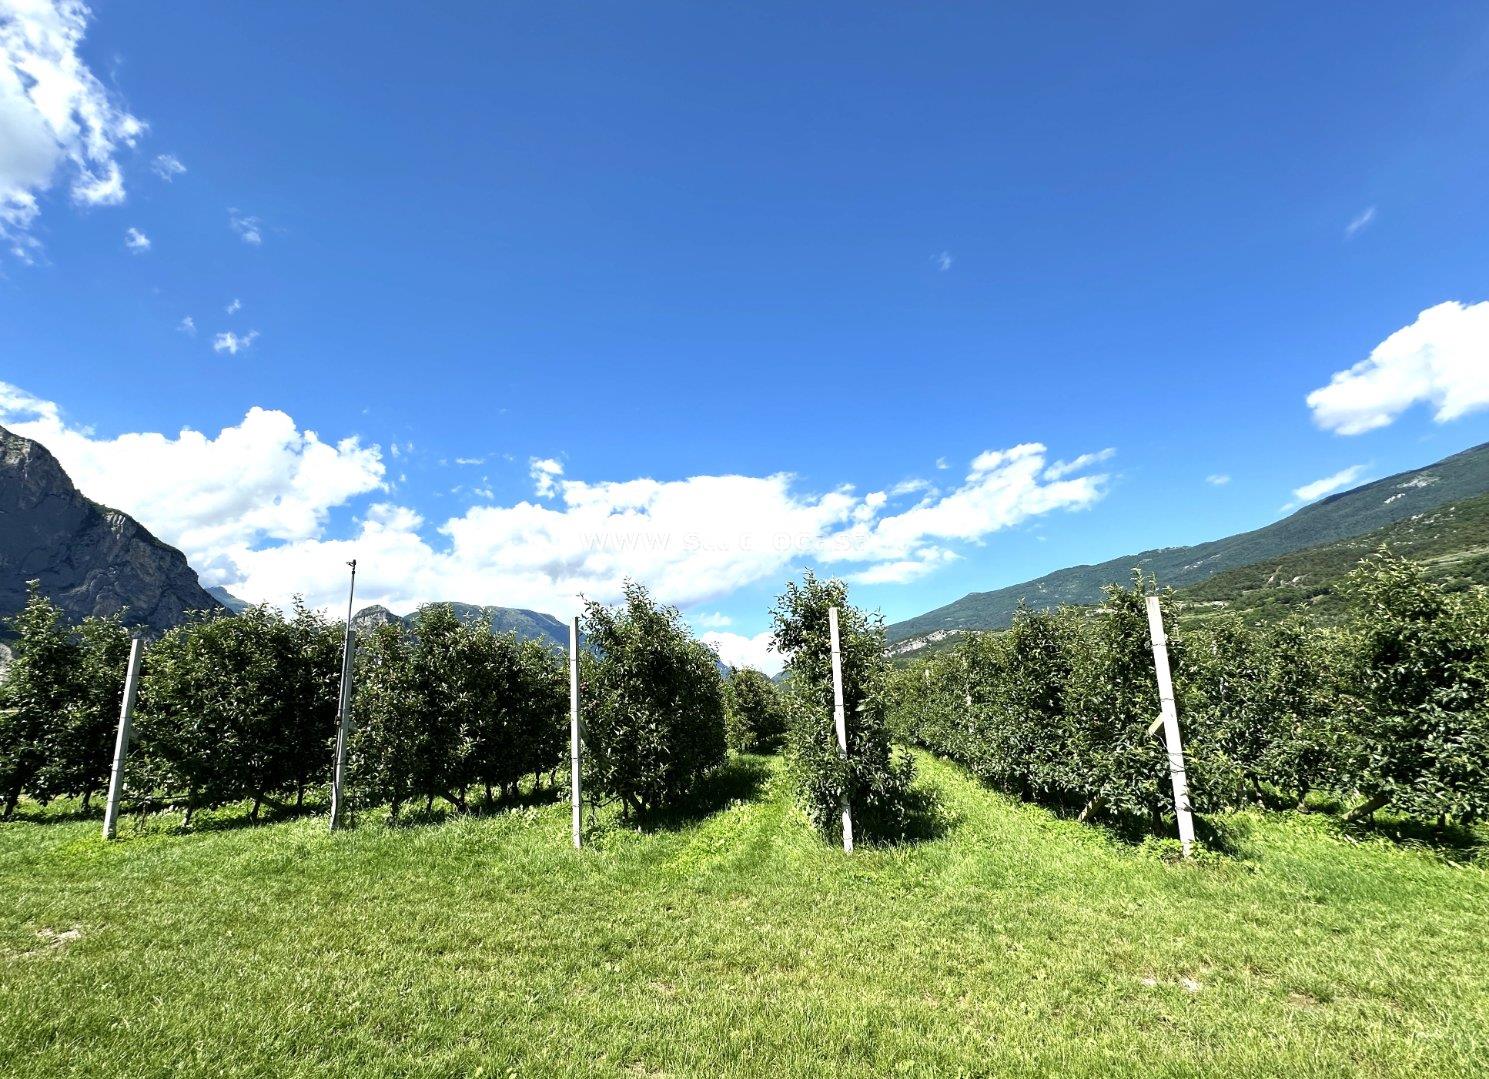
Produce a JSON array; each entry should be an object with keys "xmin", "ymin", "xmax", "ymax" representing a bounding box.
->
[
  {"xmin": 888, "ymin": 440, "xmax": 1489, "ymax": 643},
  {"xmin": 1177, "ymin": 491, "xmax": 1489, "ymax": 627}
]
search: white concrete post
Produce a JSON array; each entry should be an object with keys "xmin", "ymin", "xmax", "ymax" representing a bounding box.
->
[
  {"xmin": 569, "ymin": 615, "xmax": 582, "ymax": 850},
  {"xmin": 1145, "ymin": 595, "xmax": 1195, "ymax": 857},
  {"xmin": 102, "ymin": 636, "xmax": 144, "ymax": 840},
  {"xmin": 329, "ymin": 559, "xmax": 358, "ymax": 832},
  {"xmin": 828, "ymin": 606, "xmax": 854, "ymax": 853}
]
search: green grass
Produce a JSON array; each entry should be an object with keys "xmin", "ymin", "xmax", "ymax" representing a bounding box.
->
[{"xmin": 2, "ymin": 754, "xmax": 1487, "ymax": 1078}]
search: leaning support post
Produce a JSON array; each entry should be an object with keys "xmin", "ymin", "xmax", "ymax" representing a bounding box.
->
[
  {"xmin": 102, "ymin": 635, "xmax": 144, "ymax": 840},
  {"xmin": 329, "ymin": 559, "xmax": 358, "ymax": 832},
  {"xmin": 828, "ymin": 606, "xmax": 854, "ymax": 853},
  {"xmin": 1145, "ymin": 594, "xmax": 1195, "ymax": 857},
  {"xmin": 569, "ymin": 615, "xmax": 582, "ymax": 849}
]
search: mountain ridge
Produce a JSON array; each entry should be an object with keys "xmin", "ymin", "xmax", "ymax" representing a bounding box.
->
[
  {"xmin": 888, "ymin": 439, "xmax": 1489, "ymax": 644},
  {"xmin": 0, "ymin": 424, "xmax": 223, "ymax": 636}
]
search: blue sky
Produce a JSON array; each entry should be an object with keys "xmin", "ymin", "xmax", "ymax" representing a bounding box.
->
[{"xmin": 2, "ymin": 2, "xmax": 1488, "ymax": 670}]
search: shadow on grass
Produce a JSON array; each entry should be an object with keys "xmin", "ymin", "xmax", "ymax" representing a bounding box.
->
[
  {"xmin": 626, "ymin": 754, "xmax": 772, "ymax": 833},
  {"xmin": 1336, "ymin": 812, "xmax": 1487, "ymax": 860}
]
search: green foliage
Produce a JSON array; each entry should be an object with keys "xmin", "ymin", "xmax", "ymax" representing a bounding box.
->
[
  {"xmin": 0, "ymin": 585, "xmax": 78, "ymax": 818},
  {"xmin": 771, "ymin": 572, "xmax": 914, "ymax": 842},
  {"xmin": 722, "ymin": 667, "xmax": 786, "ymax": 753},
  {"xmin": 579, "ymin": 581, "xmax": 726, "ymax": 816},
  {"xmin": 135, "ymin": 603, "xmax": 341, "ymax": 820},
  {"xmin": 1335, "ymin": 553, "xmax": 1489, "ymax": 822},
  {"xmin": 34, "ymin": 613, "xmax": 131, "ymax": 808}
]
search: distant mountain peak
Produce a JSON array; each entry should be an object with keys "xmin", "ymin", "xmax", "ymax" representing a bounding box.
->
[{"xmin": 0, "ymin": 424, "xmax": 222, "ymax": 635}]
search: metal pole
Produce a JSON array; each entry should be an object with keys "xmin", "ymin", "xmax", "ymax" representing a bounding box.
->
[
  {"xmin": 569, "ymin": 615, "xmax": 582, "ymax": 849},
  {"xmin": 102, "ymin": 636, "xmax": 144, "ymax": 840},
  {"xmin": 329, "ymin": 559, "xmax": 358, "ymax": 832},
  {"xmin": 828, "ymin": 606, "xmax": 854, "ymax": 853},
  {"xmin": 1145, "ymin": 595, "xmax": 1195, "ymax": 857}
]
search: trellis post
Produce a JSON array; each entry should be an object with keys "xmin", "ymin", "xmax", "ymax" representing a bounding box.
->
[
  {"xmin": 102, "ymin": 635, "xmax": 144, "ymax": 840},
  {"xmin": 1145, "ymin": 594, "xmax": 1195, "ymax": 857},
  {"xmin": 329, "ymin": 559, "xmax": 358, "ymax": 831},
  {"xmin": 828, "ymin": 606, "xmax": 854, "ymax": 853},
  {"xmin": 569, "ymin": 615, "xmax": 582, "ymax": 849}
]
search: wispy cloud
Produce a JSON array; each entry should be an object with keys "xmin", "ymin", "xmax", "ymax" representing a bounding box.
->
[
  {"xmin": 934, "ymin": 250, "xmax": 953, "ymax": 272},
  {"xmin": 529, "ymin": 457, "xmax": 563, "ymax": 498},
  {"xmin": 212, "ymin": 330, "xmax": 259, "ymax": 355},
  {"xmin": 1344, "ymin": 206, "xmax": 1376, "ymax": 238},
  {"xmin": 226, "ymin": 298, "xmax": 241, "ymax": 314},
  {"xmin": 1205, "ymin": 473, "xmax": 1230, "ymax": 486},
  {"xmin": 178, "ymin": 316, "xmax": 196, "ymax": 336},
  {"xmin": 454, "ymin": 456, "xmax": 485, "ymax": 466},
  {"xmin": 123, "ymin": 227, "xmax": 151, "ymax": 253},
  {"xmin": 1287, "ymin": 464, "xmax": 1366, "ymax": 509},
  {"xmin": 151, "ymin": 154, "xmax": 186, "ymax": 181},
  {"xmin": 229, "ymin": 208, "xmax": 263, "ymax": 245},
  {"xmin": 0, "ymin": 0, "xmax": 146, "ymax": 259},
  {"xmin": 1044, "ymin": 447, "xmax": 1114, "ymax": 481}
]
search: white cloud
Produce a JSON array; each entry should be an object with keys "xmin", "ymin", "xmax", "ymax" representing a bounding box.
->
[
  {"xmin": 0, "ymin": 0, "xmax": 146, "ymax": 257},
  {"xmin": 1306, "ymin": 301, "xmax": 1489, "ymax": 435},
  {"xmin": 935, "ymin": 251, "xmax": 953, "ymax": 272},
  {"xmin": 151, "ymin": 153, "xmax": 184, "ymax": 181},
  {"xmin": 229, "ymin": 208, "xmax": 262, "ymax": 245},
  {"xmin": 692, "ymin": 611, "xmax": 733, "ymax": 629},
  {"xmin": 530, "ymin": 456, "xmax": 563, "ymax": 498},
  {"xmin": 177, "ymin": 315, "xmax": 195, "ymax": 335},
  {"xmin": 225, "ymin": 297, "xmax": 241, "ymax": 315},
  {"xmin": 934, "ymin": 457, "xmax": 949, "ymax": 470},
  {"xmin": 212, "ymin": 330, "xmax": 258, "ymax": 355},
  {"xmin": 123, "ymin": 226, "xmax": 149, "ymax": 252},
  {"xmin": 1290, "ymin": 465, "xmax": 1366, "ymax": 507},
  {"xmin": 1344, "ymin": 206, "xmax": 1376, "ymax": 238},
  {"xmin": 0, "ymin": 382, "xmax": 386, "ymax": 587},
  {"xmin": 0, "ymin": 381, "xmax": 1112, "ymax": 645},
  {"xmin": 703, "ymin": 629, "xmax": 782, "ymax": 676},
  {"xmin": 1206, "ymin": 473, "xmax": 1230, "ymax": 486},
  {"xmin": 1044, "ymin": 447, "xmax": 1114, "ymax": 481},
  {"xmin": 454, "ymin": 456, "xmax": 484, "ymax": 466}
]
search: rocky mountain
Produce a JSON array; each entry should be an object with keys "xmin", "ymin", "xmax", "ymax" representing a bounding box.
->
[
  {"xmin": 352, "ymin": 601, "xmax": 570, "ymax": 650},
  {"xmin": 0, "ymin": 424, "xmax": 222, "ymax": 636},
  {"xmin": 206, "ymin": 586, "xmax": 251, "ymax": 614},
  {"xmin": 888, "ymin": 439, "xmax": 1489, "ymax": 647}
]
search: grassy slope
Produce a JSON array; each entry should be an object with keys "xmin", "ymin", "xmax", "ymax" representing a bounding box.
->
[{"xmin": 2, "ymin": 755, "xmax": 1486, "ymax": 1078}]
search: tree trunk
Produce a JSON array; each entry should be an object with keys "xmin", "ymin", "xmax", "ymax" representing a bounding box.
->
[
  {"xmin": 425, "ymin": 792, "xmax": 434, "ymax": 813},
  {"xmin": 183, "ymin": 802, "xmax": 196, "ymax": 828},
  {"xmin": 1295, "ymin": 785, "xmax": 1311, "ymax": 813},
  {"xmin": 82, "ymin": 788, "xmax": 93, "ymax": 812},
  {"xmin": 1344, "ymin": 792, "xmax": 1390, "ymax": 822},
  {"xmin": 251, "ymin": 794, "xmax": 263, "ymax": 823},
  {"xmin": 295, "ymin": 783, "xmax": 306, "ymax": 809},
  {"xmin": 1077, "ymin": 795, "xmax": 1105, "ymax": 824},
  {"xmin": 2, "ymin": 783, "xmax": 19, "ymax": 821}
]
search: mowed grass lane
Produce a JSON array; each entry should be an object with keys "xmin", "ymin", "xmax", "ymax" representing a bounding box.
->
[{"xmin": 1, "ymin": 753, "xmax": 1486, "ymax": 1078}]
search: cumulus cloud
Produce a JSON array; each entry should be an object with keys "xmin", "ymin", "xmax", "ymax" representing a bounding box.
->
[
  {"xmin": 1344, "ymin": 206, "xmax": 1376, "ymax": 238},
  {"xmin": 228, "ymin": 208, "xmax": 262, "ymax": 245},
  {"xmin": 0, "ymin": 381, "xmax": 386, "ymax": 587},
  {"xmin": 0, "ymin": 0, "xmax": 145, "ymax": 258},
  {"xmin": 1289, "ymin": 465, "xmax": 1366, "ymax": 508},
  {"xmin": 0, "ymin": 381, "xmax": 1112, "ymax": 649},
  {"xmin": 151, "ymin": 153, "xmax": 184, "ymax": 181},
  {"xmin": 213, "ymin": 330, "xmax": 258, "ymax": 355},
  {"xmin": 703, "ymin": 629, "xmax": 782, "ymax": 675},
  {"xmin": 123, "ymin": 226, "xmax": 148, "ymax": 252},
  {"xmin": 1306, "ymin": 301, "xmax": 1489, "ymax": 435}
]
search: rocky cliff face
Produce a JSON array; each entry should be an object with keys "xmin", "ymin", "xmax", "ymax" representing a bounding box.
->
[{"xmin": 0, "ymin": 424, "xmax": 222, "ymax": 635}]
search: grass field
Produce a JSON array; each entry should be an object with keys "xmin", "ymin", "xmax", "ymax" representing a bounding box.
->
[{"xmin": 2, "ymin": 753, "xmax": 1486, "ymax": 1078}]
